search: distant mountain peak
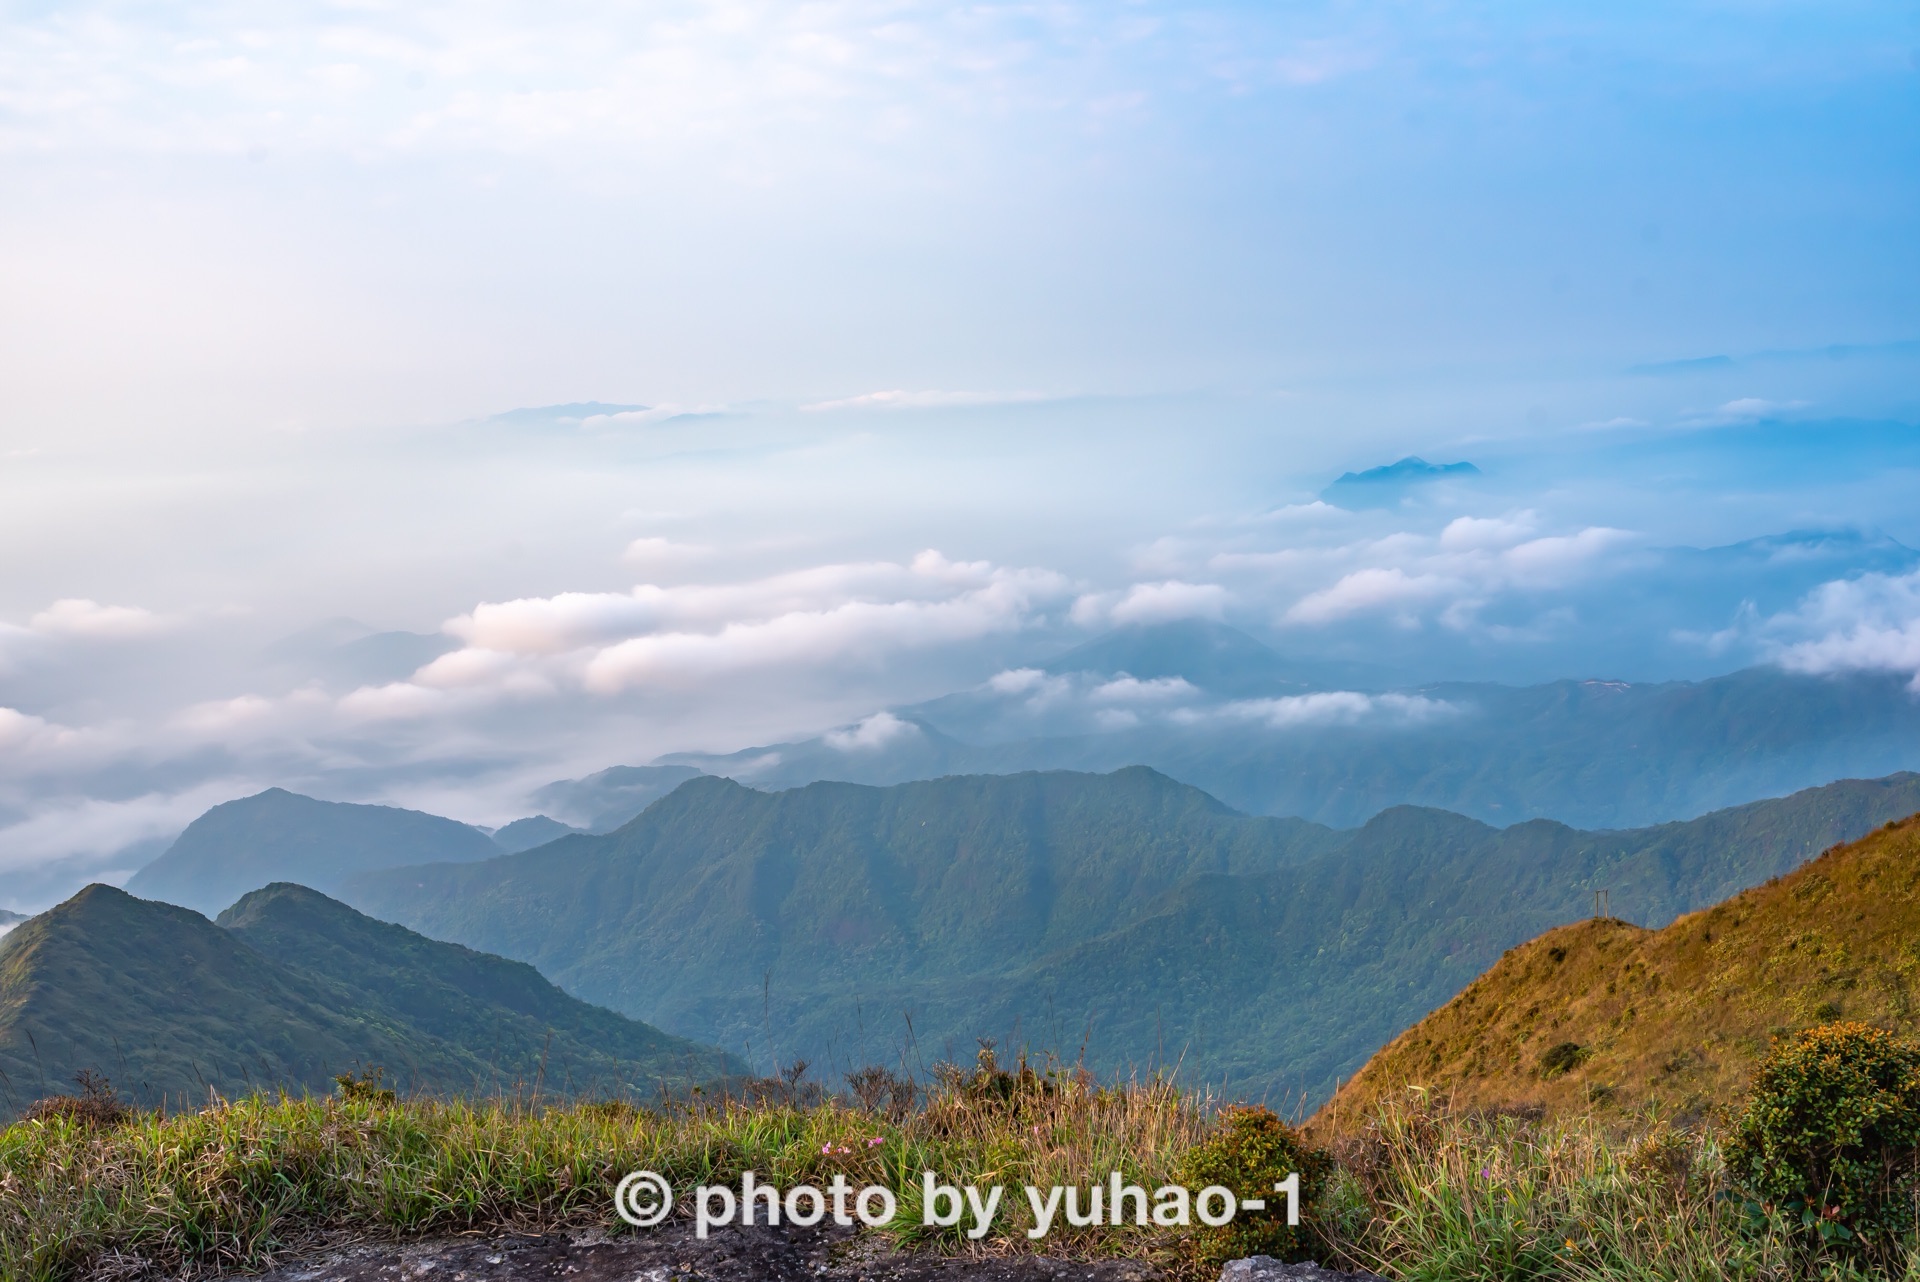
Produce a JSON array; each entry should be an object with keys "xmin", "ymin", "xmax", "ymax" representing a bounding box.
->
[
  {"xmin": 1333, "ymin": 456, "xmax": 1480, "ymax": 485},
  {"xmin": 491, "ymin": 815, "xmax": 584, "ymax": 853},
  {"xmin": 1322, "ymin": 456, "xmax": 1481, "ymax": 508},
  {"xmin": 124, "ymin": 790, "xmax": 499, "ymax": 916}
]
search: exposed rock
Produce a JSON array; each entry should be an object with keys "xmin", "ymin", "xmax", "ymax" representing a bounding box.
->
[{"xmin": 1219, "ymin": 1255, "xmax": 1387, "ymax": 1282}]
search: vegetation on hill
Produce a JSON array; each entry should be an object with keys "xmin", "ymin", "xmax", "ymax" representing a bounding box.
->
[
  {"xmin": 126, "ymin": 788, "xmax": 501, "ymax": 915},
  {"xmin": 0, "ymin": 884, "xmax": 737, "ymax": 1117},
  {"xmin": 1318, "ymin": 812, "xmax": 1920, "ymax": 1124},
  {"xmin": 345, "ymin": 767, "xmax": 1920, "ymax": 1101}
]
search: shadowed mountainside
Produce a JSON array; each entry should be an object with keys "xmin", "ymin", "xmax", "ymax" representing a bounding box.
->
[
  {"xmin": 0, "ymin": 883, "xmax": 738, "ymax": 1117},
  {"xmin": 125, "ymin": 788, "xmax": 501, "ymax": 916}
]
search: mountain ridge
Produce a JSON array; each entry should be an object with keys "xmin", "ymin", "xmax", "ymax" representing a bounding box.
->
[
  {"xmin": 126, "ymin": 788, "xmax": 502, "ymax": 915},
  {"xmin": 653, "ymin": 657, "xmax": 1920, "ymax": 829},
  {"xmin": 343, "ymin": 766, "xmax": 1920, "ymax": 1099}
]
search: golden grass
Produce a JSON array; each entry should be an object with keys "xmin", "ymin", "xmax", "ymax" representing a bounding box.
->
[{"xmin": 1321, "ymin": 815, "xmax": 1920, "ymax": 1123}]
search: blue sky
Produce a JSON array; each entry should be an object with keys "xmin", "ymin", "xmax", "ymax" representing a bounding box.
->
[{"xmin": 1, "ymin": 0, "xmax": 1918, "ymax": 903}]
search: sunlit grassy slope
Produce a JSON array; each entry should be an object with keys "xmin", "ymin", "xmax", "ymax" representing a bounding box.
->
[{"xmin": 1319, "ymin": 811, "xmax": 1920, "ymax": 1124}]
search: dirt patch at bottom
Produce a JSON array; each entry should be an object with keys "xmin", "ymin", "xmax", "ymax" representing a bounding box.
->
[{"xmin": 232, "ymin": 1224, "xmax": 1166, "ymax": 1282}]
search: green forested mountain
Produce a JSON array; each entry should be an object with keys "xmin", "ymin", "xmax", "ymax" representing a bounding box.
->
[
  {"xmin": 343, "ymin": 766, "xmax": 1920, "ymax": 1101},
  {"xmin": 0, "ymin": 883, "xmax": 738, "ymax": 1117},
  {"xmin": 125, "ymin": 788, "xmax": 502, "ymax": 915}
]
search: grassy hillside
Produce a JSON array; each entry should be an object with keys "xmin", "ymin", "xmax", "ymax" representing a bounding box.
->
[
  {"xmin": 1318, "ymin": 811, "xmax": 1920, "ymax": 1124},
  {"xmin": 345, "ymin": 766, "xmax": 1920, "ymax": 1100},
  {"xmin": 125, "ymin": 788, "xmax": 500, "ymax": 916},
  {"xmin": 0, "ymin": 884, "xmax": 736, "ymax": 1116}
]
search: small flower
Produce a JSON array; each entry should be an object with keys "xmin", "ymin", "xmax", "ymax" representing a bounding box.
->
[
  {"xmin": 867, "ymin": 1137, "xmax": 884, "ymax": 1147},
  {"xmin": 1479, "ymin": 1167, "xmax": 1491, "ymax": 1178},
  {"xmin": 821, "ymin": 1143, "xmax": 833, "ymax": 1154}
]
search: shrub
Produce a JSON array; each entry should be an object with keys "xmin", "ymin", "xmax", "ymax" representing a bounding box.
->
[
  {"xmin": 845, "ymin": 1066, "xmax": 917, "ymax": 1119},
  {"xmin": 1725, "ymin": 1021, "xmax": 1920, "ymax": 1257},
  {"xmin": 332, "ymin": 1067, "xmax": 397, "ymax": 1106},
  {"xmin": 933, "ymin": 1043, "xmax": 1057, "ymax": 1111},
  {"xmin": 1176, "ymin": 1106, "xmax": 1331, "ymax": 1266},
  {"xmin": 24, "ymin": 1071, "xmax": 131, "ymax": 1129},
  {"xmin": 1537, "ymin": 1042, "xmax": 1586, "ymax": 1078}
]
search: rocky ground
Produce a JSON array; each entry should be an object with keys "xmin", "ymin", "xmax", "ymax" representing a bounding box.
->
[{"xmin": 155, "ymin": 1224, "xmax": 1382, "ymax": 1282}]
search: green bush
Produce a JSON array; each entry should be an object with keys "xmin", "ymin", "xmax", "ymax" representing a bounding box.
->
[
  {"xmin": 1725, "ymin": 1021, "xmax": 1920, "ymax": 1258},
  {"xmin": 1175, "ymin": 1106, "xmax": 1331, "ymax": 1266},
  {"xmin": 332, "ymin": 1067, "xmax": 397, "ymax": 1106},
  {"xmin": 1537, "ymin": 1041, "xmax": 1586, "ymax": 1078}
]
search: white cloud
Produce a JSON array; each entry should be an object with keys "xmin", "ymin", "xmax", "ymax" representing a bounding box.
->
[
  {"xmin": 1680, "ymin": 397, "xmax": 1809, "ymax": 427},
  {"xmin": 1764, "ymin": 569, "xmax": 1920, "ymax": 690},
  {"xmin": 426, "ymin": 551, "xmax": 1071, "ymax": 696},
  {"xmin": 800, "ymin": 389, "xmax": 1049, "ymax": 413},
  {"xmin": 1260, "ymin": 501, "xmax": 1347, "ymax": 521},
  {"xmin": 1090, "ymin": 675, "xmax": 1199, "ymax": 703},
  {"xmin": 1498, "ymin": 528, "xmax": 1635, "ymax": 586},
  {"xmin": 28, "ymin": 598, "xmax": 168, "ymax": 638},
  {"xmin": 1286, "ymin": 567, "xmax": 1463, "ymax": 624},
  {"xmin": 1439, "ymin": 512, "xmax": 1536, "ymax": 552},
  {"xmin": 1717, "ymin": 397, "xmax": 1781, "ymax": 420},
  {"xmin": 1076, "ymin": 580, "xmax": 1230, "ymax": 627},
  {"xmin": 0, "ymin": 784, "xmax": 238, "ymax": 876},
  {"xmin": 582, "ymin": 405, "xmax": 726, "ymax": 428},
  {"xmin": 987, "ymin": 667, "xmax": 1054, "ymax": 695},
  {"xmin": 1181, "ymin": 691, "xmax": 1456, "ymax": 729},
  {"xmin": 0, "ymin": 706, "xmax": 116, "ymax": 770},
  {"xmin": 823, "ymin": 711, "xmax": 919, "ymax": 751},
  {"xmin": 1281, "ymin": 524, "xmax": 1635, "ymax": 626},
  {"xmin": 624, "ymin": 537, "xmax": 714, "ymax": 568},
  {"xmin": 581, "ymin": 575, "xmax": 1058, "ymax": 692},
  {"xmin": 1112, "ymin": 581, "xmax": 1229, "ymax": 624},
  {"xmin": 448, "ymin": 591, "xmax": 660, "ymax": 656}
]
